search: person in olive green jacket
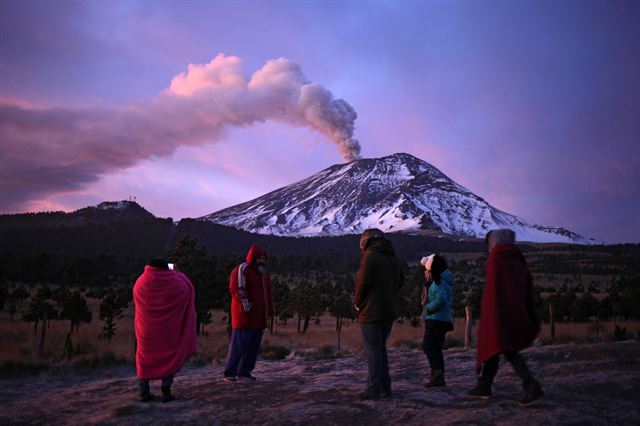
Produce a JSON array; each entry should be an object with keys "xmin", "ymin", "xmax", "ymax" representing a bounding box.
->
[{"xmin": 354, "ymin": 228, "xmax": 404, "ymax": 399}]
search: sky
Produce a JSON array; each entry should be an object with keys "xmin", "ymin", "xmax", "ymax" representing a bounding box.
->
[{"xmin": 1, "ymin": 0, "xmax": 639, "ymax": 243}]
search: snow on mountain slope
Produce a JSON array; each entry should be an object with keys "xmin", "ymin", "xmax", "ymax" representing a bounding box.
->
[{"xmin": 201, "ymin": 153, "xmax": 597, "ymax": 244}]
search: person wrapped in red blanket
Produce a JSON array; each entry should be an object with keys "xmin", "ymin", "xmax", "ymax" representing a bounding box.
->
[
  {"xmin": 134, "ymin": 259, "xmax": 196, "ymax": 402},
  {"xmin": 467, "ymin": 229, "xmax": 544, "ymax": 406}
]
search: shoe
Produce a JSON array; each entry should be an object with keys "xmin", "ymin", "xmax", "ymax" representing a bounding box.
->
[
  {"xmin": 223, "ymin": 376, "xmax": 237, "ymax": 383},
  {"xmin": 467, "ymin": 386, "xmax": 492, "ymax": 399},
  {"xmin": 358, "ymin": 391, "xmax": 381, "ymax": 400},
  {"xmin": 161, "ymin": 386, "xmax": 175, "ymax": 403},
  {"xmin": 425, "ymin": 370, "xmax": 446, "ymax": 388},
  {"xmin": 139, "ymin": 392, "xmax": 155, "ymax": 402},
  {"xmin": 518, "ymin": 383, "xmax": 544, "ymax": 406},
  {"xmin": 237, "ymin": 374, "xmax": 257, "ymax": 381}
]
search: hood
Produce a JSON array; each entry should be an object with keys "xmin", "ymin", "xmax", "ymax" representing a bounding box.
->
[
  {"xmin": 246, "ymin": 244, "xmax": 268, "ymax": 264},
  {"xmin": 486, "ymin": 228, "xmax": 516, "ymax": 252},
  {"xmin": 367, "ymin": 238, "xmax": 396, "ymax": 256},
  {"xmin": 439, "ymin": 269, "xmax": 453, "ymax": 287},
  {"xmin": 489, "ymin": 243, "xmax": 525, "ymax": 261}
]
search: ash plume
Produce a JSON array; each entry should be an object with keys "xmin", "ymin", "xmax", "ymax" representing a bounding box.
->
[{"xmin": 0, "ymin": 54, "xmax": 361, "ymax": 211}]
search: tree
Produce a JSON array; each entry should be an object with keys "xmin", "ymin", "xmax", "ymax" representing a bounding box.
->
[
  {"xmin": 570, "ymin": 292, "xmax": 598, "ymax": 322},
  {"xmin": 399, "ymin": 267, "xmax": 424, "ymax": 325},
  {"xmin": 169, "ymin": 235, "xmax": 217, "ymax": 335},
  {"xmin": 99, "ymin": 290, "xmax": 128, "ymax": 342},
  {"xmin": 329, "ymin": 291, "xmax": 355, "ymax": 350},
  {"xmin": 0, "ymin": 284, "xmax": 7, "ymax": 311},
  {"xmin": 22, "ymin": 288, "xmax": 58, "ymax": 357},
  {"xmin": 59, "ymin": 290, "xmax": 93, "ymax": 333},
  {"xmin": 271, "ymin": 278, "xmax": 292, "ymax": 328},
  {"xmin": 290, "ymin": 282, "xmax": 322, "ymax": 333}
]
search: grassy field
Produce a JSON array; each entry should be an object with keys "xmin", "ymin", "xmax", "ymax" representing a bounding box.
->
[{"xmin": 1, "ymin": 299, "xmax": 639, "ymax": 373}]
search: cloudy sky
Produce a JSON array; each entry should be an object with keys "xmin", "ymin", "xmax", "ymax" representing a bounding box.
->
[{"xmin": 1, "ymin": 0, "xmax": 638, "ymax": 242}]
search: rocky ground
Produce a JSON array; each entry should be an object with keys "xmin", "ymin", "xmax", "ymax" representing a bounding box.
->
[{"xmin": 1, "ymin": 340, "xmax": 639, "ymax": 425}]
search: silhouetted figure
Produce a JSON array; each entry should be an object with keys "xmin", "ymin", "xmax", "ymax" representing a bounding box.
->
[
  {"xmin": 354, "ymin": 229, "xmax": 404, "ymax": 399},
  {"xmin": 468, "ymin": 229, "xmax": 544, "ymax": 406},
  {"xmin": 420, "ymin": 253, "xmax": 454, "ymax": 387},
  {"xmin": 134, "ymin": 258, "xmax": 196, "ymax": 402},
  {"xmin": 223, "ymin": 244, "xmax": 274, "ymax": 382}
]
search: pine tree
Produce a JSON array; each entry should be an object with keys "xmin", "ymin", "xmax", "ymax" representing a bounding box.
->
[
  {"xmin": 99, "ymin": 291, "xmax": 128, "ymax": 342},
  {"xmin": 58, "ymin": 290, "xmax": 93, "ymax": 334},
  {"xmin": 291, "ymin": 282, "xmax": 322, "ymax": 333}
]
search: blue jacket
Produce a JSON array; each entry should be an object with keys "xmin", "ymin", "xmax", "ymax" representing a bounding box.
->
[{"xmin": 421, "ymin": 269, "xmax": 453, "ymax": 322}]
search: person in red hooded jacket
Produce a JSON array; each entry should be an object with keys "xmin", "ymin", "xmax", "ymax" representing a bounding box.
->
[
  {"xmin": 467, "ymin": 229, "xmax": 544, "ymax": 406},
  {"xmin": 223, "ymin": 244, "xmax": 274, "ymax": 382}
]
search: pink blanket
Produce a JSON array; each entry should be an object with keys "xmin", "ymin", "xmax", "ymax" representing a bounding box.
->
[{"xmin": 134, "ymin": 266, "xmax": 196, "ymax": 380}]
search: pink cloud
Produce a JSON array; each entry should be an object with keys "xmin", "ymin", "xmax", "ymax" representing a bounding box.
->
[{"xmin": 0, "ymin": 54, "xmax": 361, "ymax": 213}]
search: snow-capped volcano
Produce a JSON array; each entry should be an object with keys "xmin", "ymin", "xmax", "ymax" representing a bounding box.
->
[{"xmin": 202, "ymin": 153, "xmax": 597, "ymax": 244}]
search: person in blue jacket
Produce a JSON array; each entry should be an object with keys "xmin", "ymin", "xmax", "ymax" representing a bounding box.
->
[{"xmin": 420, "ymin": 253, "xmax": 454, "ymax": 387}]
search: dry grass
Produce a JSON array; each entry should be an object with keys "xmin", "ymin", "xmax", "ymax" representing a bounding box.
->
[{"xmin": 1, "ymin": 302, "xmax": 639, "ymax": 369}]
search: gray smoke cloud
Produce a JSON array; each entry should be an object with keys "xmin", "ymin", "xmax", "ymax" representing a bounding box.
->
[{"xmin": 0, "ymin": 54, "xmax": 361, "ymax": 211}]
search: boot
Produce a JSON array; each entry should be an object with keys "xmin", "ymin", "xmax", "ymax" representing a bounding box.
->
[
  {"xmin": 518, "ymin": 380, "xmax": 544, "ymax": 406},
  {"xmin": 138, "ymin": 392, "xmax": 154, "ymax": 402},
  {"xmin": 425, "ymin": 369, "xmax": 446, "ymax": 388},
  {"xmin": 161, "ymin": 385, "xmax": 175, "ymax": 403}
]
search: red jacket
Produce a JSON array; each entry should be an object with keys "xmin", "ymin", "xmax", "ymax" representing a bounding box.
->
[
  {"xmin": 476, "ymin": 244, "xmax": 539, "ymax": 370},
  {"xmin": 229, "ymin": 244, "xmax": 274, "ymax": 329}
]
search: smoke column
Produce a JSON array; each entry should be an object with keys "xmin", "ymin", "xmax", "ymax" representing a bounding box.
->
[{"xmin": 0, "ymin": 54, "xmax": 361, "ymax": 211}]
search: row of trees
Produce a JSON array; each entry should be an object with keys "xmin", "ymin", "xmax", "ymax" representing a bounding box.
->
[{"xmin": 0, "ymin": 282, "xmax": 130, "ymax": 357}]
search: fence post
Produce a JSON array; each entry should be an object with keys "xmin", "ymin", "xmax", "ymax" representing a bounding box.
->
[
  {"xmin": 465, "ymin": 305, "xmax": 472, "ymax": 350},
  {"xmin": 549, "ymin": 304, "xmax": 555, "ymax": 341}
]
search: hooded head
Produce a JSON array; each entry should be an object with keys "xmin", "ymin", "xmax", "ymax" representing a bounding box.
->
[
  {"xmin": 359, "ymin": 228, "xmax": 385, "ymax": 252},
  {"xmin": 420, "ymin": 253, "xmax": 448, "ymax": 284},
  {"xmin": 485, "ymin": 229, "xmax": 516, "ymax": 252},
  {"xmin": 246, "ymin": 244, "xmax": 268, "ymax": 266},
  {"xmin": 148, "ymin": 258, "xmax": 169, "ymax": 270}
]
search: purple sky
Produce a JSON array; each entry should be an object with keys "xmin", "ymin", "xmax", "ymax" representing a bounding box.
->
[{"xmin": 1, "ymin": 0, "xmax": 639, "ymax": 243}]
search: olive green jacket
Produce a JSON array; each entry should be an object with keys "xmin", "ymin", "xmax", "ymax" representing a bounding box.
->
[{"xmin": 354, "ymin": 238, "xmax": 404, "ymax": 323}]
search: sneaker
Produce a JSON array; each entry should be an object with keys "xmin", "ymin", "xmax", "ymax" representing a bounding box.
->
[
  {"xmin": 237, "ymin": 374, "xmax": 257, "ymax": 381},
  {"xmin": 467, "ymin": 386, "xmax": 492, "ymax": 399},
  {"xmin": 518, "ymin": 384, "xmax": 544, "ymax": 407},
  {"xmin": 223, "ymin": 376, "xmax": 237, "ymax": 383}
]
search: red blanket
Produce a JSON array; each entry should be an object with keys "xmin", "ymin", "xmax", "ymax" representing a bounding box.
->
[
  {"xmin": 476, "ymin": 244, "xmax": 539, "ymax": 370},
  {"xmin": 134, "ymin": 266, "xmax": 196, "ymax": 380}
]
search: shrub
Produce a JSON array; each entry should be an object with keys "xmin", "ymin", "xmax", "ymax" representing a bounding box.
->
[{"xmin": 260, "ymin": 345, "xmax": 291, "ymax": 360}]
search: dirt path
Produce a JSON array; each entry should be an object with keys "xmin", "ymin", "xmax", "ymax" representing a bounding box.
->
[{"xmin": 2, "ymin": 341, "xmax": 639, "ymax": 425}]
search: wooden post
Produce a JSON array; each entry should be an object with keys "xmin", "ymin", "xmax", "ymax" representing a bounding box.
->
[
  {"xmin": 465, "ymin": 305, "xmax": 472, "ymax": 350},
  {"xmin": 549, "ymin": 304, "xmax": 555, "ymax": 341},
  {"xmin": 38, "ymin": 310, "xmax": 48, "ymax": 358}
]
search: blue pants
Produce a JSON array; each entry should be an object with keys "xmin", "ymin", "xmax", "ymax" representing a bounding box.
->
[
  {"xmin": 361, "ymin": 322, "xmax": 393, "ymax": 395},
  {"xmin": 224, "ymin": 328, "xmax": 263, "ymax": 378},
  {"xmin": 139, "ymin": 376, "xmax": 173, "ymax": 395}
]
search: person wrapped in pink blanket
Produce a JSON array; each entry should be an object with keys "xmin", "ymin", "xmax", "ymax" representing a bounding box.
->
[{"xmin": 133, "ymin": 259, "xmax": 196, "ymax": 402}]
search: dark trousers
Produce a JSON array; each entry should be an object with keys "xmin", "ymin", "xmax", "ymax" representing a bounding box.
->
[
  {"xmin": 361, "ymin": 322, "xmax": 393, "ymax": 395},
  {"xmin": 224, "ymin": 328, "xmax": 263, "ymax": 378},
  {"xmin": 423, "ymin": 326, "xmax": 446, "ymax": 372},
  {"xmin": 139, "ymin": 376, "xmax": 174, "ymax": 395},
  {"xmin": 478, "ymin": 351, "xmax": 537, "ymax": 390}
]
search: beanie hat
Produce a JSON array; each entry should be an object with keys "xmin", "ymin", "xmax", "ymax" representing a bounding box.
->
[{"xmin": 420, "ymin": 254, "xmax": 435, "ymax": 271}]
